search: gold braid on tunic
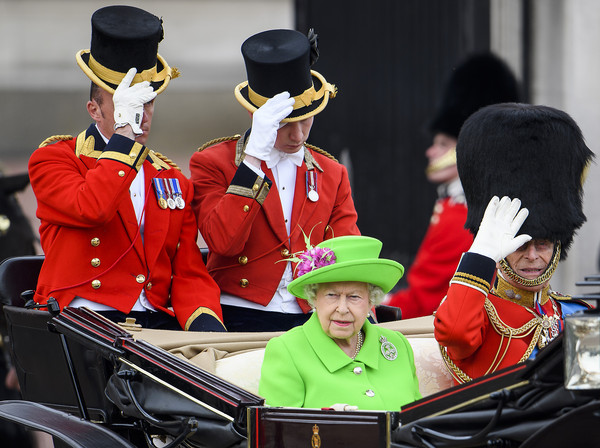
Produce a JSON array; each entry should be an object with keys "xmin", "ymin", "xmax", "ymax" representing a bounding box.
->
[{"xmin": 440, "ymin": 278, "xmax": 562, "ymax": 384}]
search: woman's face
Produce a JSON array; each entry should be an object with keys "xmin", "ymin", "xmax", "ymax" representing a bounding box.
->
[{"xmin": 314, "ymin": 281, "xmax": 371, "ymax": 343}]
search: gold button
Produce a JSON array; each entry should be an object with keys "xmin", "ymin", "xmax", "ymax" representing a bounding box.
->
[
  {"xmin": 91, "ymin": 258, "xmax": 100, "ymax": 267},
  {"xmin": 238, "ymin": 256, "xmax": 248, "ymax": 265},
  {"xmin": 281, "ymin": 248, "xmax": 290, "ymax": 257},
  {"xmin": 252, "ymin": 184, "xmax": 259, "ymax": 191},
  {"xmin": 91, "ymin": 280, "xmax": 101, "ymax": 289},
  {"xmin": 91, "ymin": 237, "xmax": 100, "ymax": 247},
  {"xmin": 243, "ymin": 205, "xmax": 250, "ymax": 212},
  {"xmin": 129, "ymin": 151, "xmax": 136, "ymax": 158},
  {"xmin": 136, "ymin": 274, "xmax": 146, "ymax": 284},
  {"xmin": 146, "ymin": 282, "xmax": 152, "ymax": 290},
  {"xmin": 118, "ymin": 170, "xmax": 125, "ymax": 177},
  {"xmin": 240, "ymin": 278, "xmax": 249, "ymax": 287}
]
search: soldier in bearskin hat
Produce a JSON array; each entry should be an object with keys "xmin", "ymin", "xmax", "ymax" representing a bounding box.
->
[
  {"xmin": 434, "ymin": 103, "xmax": 594, "ymax": 384},
  {"xmin": 189, "ymin": 29, "xmax": 359, "ymax": 332},
  {"xmin": 28, "ymin": 6, "xmax": 225, "ymax": 331},
  {"xmin": 386, "ymin": 53, "xmax": 521, "ymax": 319}
]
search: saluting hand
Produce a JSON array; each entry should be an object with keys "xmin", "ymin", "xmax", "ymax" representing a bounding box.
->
[
  {"xmin": 244, "ymin": 91, "xmax": 295, "ymax": 164},
  {"xmin": 113, "ymin": 67, "xmax": 157, "ymax": 136},
  {"xmin": 469, "ymin": 196, "xmax": 532, "ymax": 262}
]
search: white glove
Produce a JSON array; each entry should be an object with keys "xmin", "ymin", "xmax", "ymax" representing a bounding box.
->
[
  {"xmin": 329, "ymin": 403, "xmax": 359, "ymax": 412},
  {"xmin": 113, "ymin": 68, "xmax": 157, "ymax": 135},
  {"xmin": 244, "ymin": 91, "xmax": 295, "ymax": 162},
  {"xmin": 469, "ymin": 196, "xmax": 532, "ymax": 262}
]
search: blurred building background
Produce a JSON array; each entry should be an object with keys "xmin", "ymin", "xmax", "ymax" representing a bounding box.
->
[{"xmin": 1, "ymin": 0, "xmax": 598, "ymax": 296}]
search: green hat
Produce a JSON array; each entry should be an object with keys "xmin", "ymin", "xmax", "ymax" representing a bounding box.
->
[{"xmin": 287, "ymin": 236, "xmax": 404, "ymax": 300}]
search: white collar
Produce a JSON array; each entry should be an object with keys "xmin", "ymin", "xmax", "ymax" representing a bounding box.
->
[{"xmin": 266, "ymin": 147, "xmax": 305, "ymax": 169}]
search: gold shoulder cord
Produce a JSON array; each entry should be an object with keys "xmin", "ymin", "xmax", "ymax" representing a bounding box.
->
[
  {"xmin": 439, "ymin": 298, "xmax": 544, "ymax": 384},
  {"xmin": 39, "ymin": 135, "xmax": 73, "ymax": 148},
  {"xmin": 197, "ymin": 135, "xmax": 241, "ymax": 153},
  {"xmin": 149, "ymin": 150, "xmax": 181, "ymax": 171},
  {"xmin": 305, "ymin": 143, "xmax": 337, "ymax": 162}
]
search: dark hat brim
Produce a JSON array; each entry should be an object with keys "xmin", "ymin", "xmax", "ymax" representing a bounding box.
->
[
  {"xmin": 76, "ymin": 49, "xmax": 174, "ymax": 94},
  {"xmin": 234, "ymin": 70, "xmax": 336, "ymax": 122}
]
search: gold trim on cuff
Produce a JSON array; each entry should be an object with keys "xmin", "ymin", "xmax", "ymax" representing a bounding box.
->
[{"xmin": 185, "ymin": 307, "xmax": 225, "ymax": 331}]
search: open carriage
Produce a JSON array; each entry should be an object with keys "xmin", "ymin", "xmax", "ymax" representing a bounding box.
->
[{"xmin": 1, "ymin": 255, "xmax": 599, "ymax": 447}]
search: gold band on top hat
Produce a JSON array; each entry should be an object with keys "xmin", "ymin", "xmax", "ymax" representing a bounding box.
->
[
  {"xmin": 88, "ymin": 54, "xmax": 171, "ymax": 85},
  {"xmin": 76, "ymin": 49, "xmax": 179, "ymax": 94},
  {"xmin": 247, "ymin": 77, "xmax": 336, "ymax": 110},
  {"xmin": 235, "ymin": 70, "xmax": 337, "ymax": 111}
]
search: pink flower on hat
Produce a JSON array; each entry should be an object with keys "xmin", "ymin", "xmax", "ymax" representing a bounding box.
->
[{"xmin": 296, "ymin": 247, "xmax": 336, "ymax": 277}]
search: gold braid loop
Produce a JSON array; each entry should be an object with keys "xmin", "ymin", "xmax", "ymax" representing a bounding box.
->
[
  {"xmin": 484, "ymin": 299, "xmax": 541, "ymax": 336},
  {"xmin": 197, "ymin": 135, "xmax": 242, "ymax": 152},
  {"xmin": 440, "ymin": 299, "xmax": 546, "ymax": 384},
  {"xmin": 305, "ymin": 143, "xmax": 337, "ymax": 162},
  {"xmin": 39, "ymin": 135, "xmax": 73, "ymax": 148},
  {"xmin": 151, "ymin": 151, "xmax": 181, "ymax": 171},
  {"xmin": 439, "ymin": 344, "xmax": 472, "ymax": 384}
]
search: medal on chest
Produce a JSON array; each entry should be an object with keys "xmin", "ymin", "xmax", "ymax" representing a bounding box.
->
[
  {"xmin": 152, "ymin": 178, "xmax": 185, "ymax": 210},
  {"xmin": 306, "ymin": 170, "xmax": 319, "ymax": 202},
  {"xmin": 152, "ymin": 178, "xmax": 168, "ymax": 209},
  {"xmin": 537, "ymin": 298, "xmax": 562, "ymax": 349}
]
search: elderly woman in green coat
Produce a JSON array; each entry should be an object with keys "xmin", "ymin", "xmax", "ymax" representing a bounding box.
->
[{"xmin": 258, "ymin": 235, "xmax": 422, "ymax": 410}]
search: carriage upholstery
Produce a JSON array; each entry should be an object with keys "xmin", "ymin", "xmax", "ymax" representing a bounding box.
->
[{"xmin": 134, "ymin": 315, "xmax": 454, "ymax": 399}]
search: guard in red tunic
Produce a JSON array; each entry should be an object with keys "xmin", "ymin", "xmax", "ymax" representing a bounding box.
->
[
  {"xmin": 386, "ymin": 53, "xmax": 520, "ymax": 318},
  {"xmin": 190, "ymin": 29, "xmax": 359, "ymax": 332},
  {"xmin": 434, "ymin": 103, "xmax": 594, "ymax": 384},
  {"xmin": 28, "ymin": 6, "xmax": 224, "ymax": 331}
]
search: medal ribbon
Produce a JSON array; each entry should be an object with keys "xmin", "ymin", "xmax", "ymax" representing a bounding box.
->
[
  {"xmin": 306, "ymin": 170, "xmax": 318, "ymax": 198},
  {"xmin": 153, "ymin": 178, "xmax": 166, "ymax": 201}
]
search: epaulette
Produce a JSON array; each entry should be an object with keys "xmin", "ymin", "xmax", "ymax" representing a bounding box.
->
[
  {"xmin": 305, "ymin": 143, "xmax": 338, "ymax": 162},
  {"xmin": 550, "ymin": 291, "xmax": 594, "ymax": 309},
  {"xmin": 38, "ymin": 135, "xmax": 73, "ymax": 148},
  {"xmin": 148, "ymin": 150, "xmax": 181, "ymax": 172},
  {"xmin": 197, "ymin": 135, "xmax": 242, "ymax": 152}
]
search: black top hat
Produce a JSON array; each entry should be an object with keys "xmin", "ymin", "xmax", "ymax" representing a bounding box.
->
[
  {"xmin": 76, "ymin": 5, "xmax": 177, "ymax": 94},
  {"xmin": 457, "ymin": 103, "xmax": 594, "ymax": 258},
  {"xmin": 430, "ymin": 53, "xmax": 521, "ymax": 138},
  {"xmin": 234, "ymin": 29, "xmax": 337, "ymax": 122}
]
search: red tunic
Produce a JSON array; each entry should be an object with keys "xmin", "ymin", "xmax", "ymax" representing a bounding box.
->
[
  {"xmin": 28, "ymin": 125, "xmax": 222, "ymax": 330},
  {"xmin": 434, "ymin": 252, "xmax": 588, "ymax": 384},
  {"xmin": 189, "ymin": 136, "xmax": 360, "ymax": 312},
  {"xmin": 386, "ymin": 196, "xmax": 472, "ymax": 318}
]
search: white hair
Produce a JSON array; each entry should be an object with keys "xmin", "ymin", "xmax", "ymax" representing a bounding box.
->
[{"xmin": 303, "ymin": 282, "xmax": 385, "ymax": 307}]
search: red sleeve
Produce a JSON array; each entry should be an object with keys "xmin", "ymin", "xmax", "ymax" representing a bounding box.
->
[
  {"xmin": 433, "ymin": 252, "xmax": 496, "ymax": 360},
  {"xmin": 189, "ymin": 145, "xmax": 271, "ymax": 256}
]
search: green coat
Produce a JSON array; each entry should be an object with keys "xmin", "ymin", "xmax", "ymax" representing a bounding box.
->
[{"xmin": 259, "ymin": 313, "xmax": 422, "ymax": 410}]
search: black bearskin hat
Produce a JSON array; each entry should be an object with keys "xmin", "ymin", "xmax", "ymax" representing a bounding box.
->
[
  {"xmin": 457, "ymin": 103, "xmax": 594, "ymax": 258},
  {"xmin": 430, "ymin": 53, "xmax": 521, "ymax": 138}
]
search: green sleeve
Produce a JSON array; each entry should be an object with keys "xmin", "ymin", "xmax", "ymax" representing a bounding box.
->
[{"xmin": 259, "ymin": 336, "xmax": 306, "ymax": 407}]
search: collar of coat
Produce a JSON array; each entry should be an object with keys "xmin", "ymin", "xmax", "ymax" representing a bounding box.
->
[
  {"xmin": 234, "ymin": 130, "xmax": 324, "ymax": 172},
  {"xmin": 74, "ymin": 124, "xmax": 175, "ymax": 172},
  {"xmin": 302, "ymin": 312, "xmax": 382, "ymax": 373}
]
